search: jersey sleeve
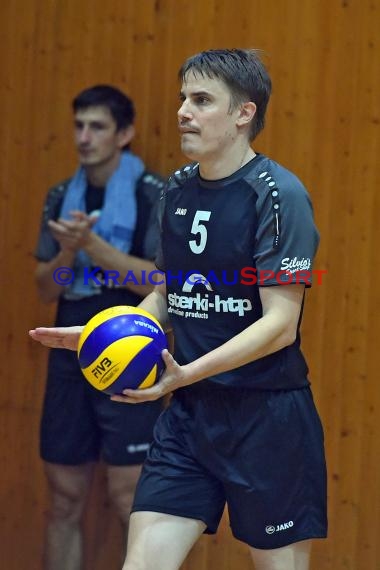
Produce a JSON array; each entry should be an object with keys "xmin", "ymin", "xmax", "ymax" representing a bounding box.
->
[
  {"xmin": 34, "ymin": 182, "xmax": 68, "ymax": 262},
  {"xmin": 253, "ymin": 171, "xmax": 319, "ymax": 286}
]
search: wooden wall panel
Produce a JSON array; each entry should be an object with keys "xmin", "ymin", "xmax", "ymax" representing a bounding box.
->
[{"xmin": 0, "ymin": 1, "xmax": 379, "ymax": 568}]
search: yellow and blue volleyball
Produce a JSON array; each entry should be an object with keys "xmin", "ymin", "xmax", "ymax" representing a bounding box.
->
[{"xmin": 77, "ymin": 306, "xmax": 167, "ymax": 395}]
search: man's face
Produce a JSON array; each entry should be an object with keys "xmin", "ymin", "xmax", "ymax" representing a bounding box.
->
[
  {"xmin": 74, "ymin": 105, "xmax": 129, "ymax": 167},
  {"xmin": 178, "ymin": 73, "xmax": 241, "ymax": 162}
]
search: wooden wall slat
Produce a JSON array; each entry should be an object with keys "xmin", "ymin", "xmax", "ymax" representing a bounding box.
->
[{"xmin": 0, "ymin": 1, "xmax": 379, "ymax": 568}]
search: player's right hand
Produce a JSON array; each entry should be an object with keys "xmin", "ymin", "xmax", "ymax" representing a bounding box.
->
[{"xmin": 29, "ymin": 326, "xmax": 84, "ymax": 351}]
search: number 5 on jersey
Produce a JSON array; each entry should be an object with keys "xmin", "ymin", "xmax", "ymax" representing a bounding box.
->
[{"xmin": 189, "ymin": 211, "xmax": 211, "ymax": 254}]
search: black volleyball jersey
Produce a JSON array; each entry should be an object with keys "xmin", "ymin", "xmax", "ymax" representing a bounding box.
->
[{"xmin": 156, "ymin": 154, "xmax": 320, "ymax": 390}]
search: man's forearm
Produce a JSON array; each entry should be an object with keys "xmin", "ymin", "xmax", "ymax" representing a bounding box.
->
[
  {"xmin": 83, "ymin": 233, "xmax": 160, "ymax": 298},
  {"xmin": 35, "ymin": 250, "xmax": 76, "ymax": 303}
]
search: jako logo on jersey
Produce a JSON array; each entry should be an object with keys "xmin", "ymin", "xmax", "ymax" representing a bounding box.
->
[
  {"xmin": 175, "ymin": 208, "xmax": 187, "ymax": 215},
  {"xmin": 167, "ymin": 272, "xmax": 252, "ymax": 318},
  {"xmin": 265, "ymin": 521, "xmax": 294, "ymax": 534},
  {"xmin": 127, "ymin": 443, "xmax": 150, "ymax": 454},
  {"xmin": 280, "ymin": 257, "xmax": 311, "ymax": 273}
]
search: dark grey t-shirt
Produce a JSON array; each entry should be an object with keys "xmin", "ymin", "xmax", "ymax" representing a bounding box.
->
[{"xmin": 35, "ymin": 170, "xmax": 164, "ymax": 327}]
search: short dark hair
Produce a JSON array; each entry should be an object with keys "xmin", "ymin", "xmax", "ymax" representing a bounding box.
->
[
  {"xmin": 72, "ymin": 85, "xmax": 135, "ymax": 130},
  {"xmin": 179, "ymin": 49, "xmax": 272, "ymax": 141}
]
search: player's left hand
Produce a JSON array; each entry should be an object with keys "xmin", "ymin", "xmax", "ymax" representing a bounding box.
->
[
  {"xmin": 110, "ymin": 349, "xmax": 187, "ymax": 403},
  {"xmin": 29, "ymin": 326, "xmax": 84, "ymax": 350}
]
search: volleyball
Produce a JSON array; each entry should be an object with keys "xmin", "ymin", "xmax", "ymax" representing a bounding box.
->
[{"xmin": 77, "ymin": 306, "xmax": 167, "ymax": 395}]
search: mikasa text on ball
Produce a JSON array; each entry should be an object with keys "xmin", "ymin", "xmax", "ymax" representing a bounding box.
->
[{"xmin": 77, "ymin": 306, "xmax": 167, "ymax": 395}]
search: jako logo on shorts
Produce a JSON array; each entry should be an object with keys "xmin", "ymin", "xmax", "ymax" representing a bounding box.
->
[{"xmin": 265, "ymin": 521, "xmax": 294, "ymax": 534}]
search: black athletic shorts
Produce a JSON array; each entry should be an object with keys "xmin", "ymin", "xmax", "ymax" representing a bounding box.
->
[
  {"xmin": 131, "ymin": 383, "xmax": 327, "ymax": 549},
  {"xmin": 40, "ymin": 348, "xmax": 163, "ymax": 466}
]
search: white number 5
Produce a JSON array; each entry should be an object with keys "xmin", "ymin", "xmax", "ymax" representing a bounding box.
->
[{"xmin": 189, "ymin": 210, "xmax": 211, "ymax": 254}]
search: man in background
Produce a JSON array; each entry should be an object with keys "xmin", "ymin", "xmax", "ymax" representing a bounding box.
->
[{"xmin": 34, "ymin": 84, "xmax": 164, "ymax": 570}]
